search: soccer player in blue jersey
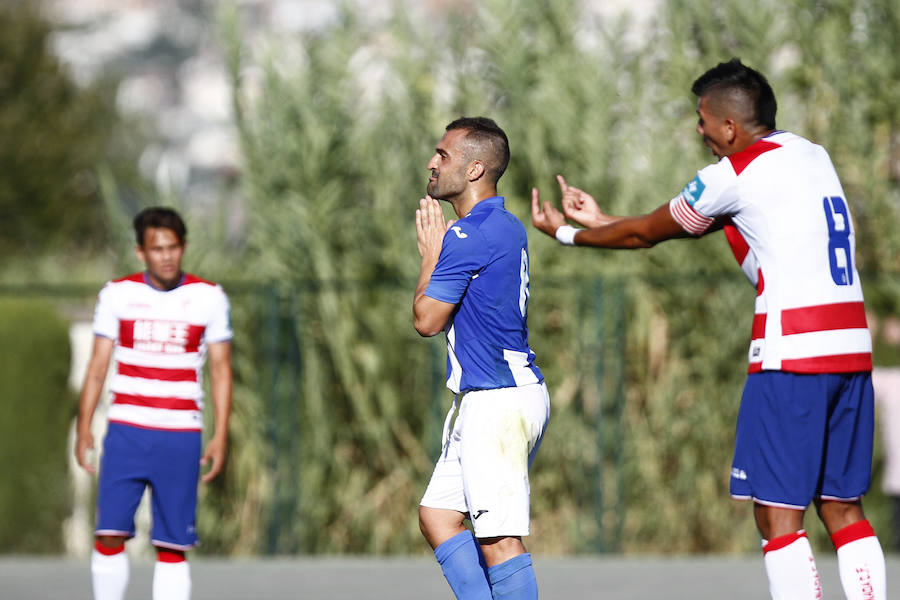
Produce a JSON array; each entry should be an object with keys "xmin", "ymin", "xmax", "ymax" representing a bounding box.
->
[{"xmin": 414, "ymin": 117, "xmax": 550, "ymax": 600}]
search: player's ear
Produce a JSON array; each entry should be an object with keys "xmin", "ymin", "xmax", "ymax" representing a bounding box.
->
[
  {"xmin": 467, "ymin": 160, "xmax": 486, "ymax": 182},
  {"xmin": 134, "ymin": 245, "xmax": 146, "ymax": 265},
  {"xmin": 724, "ymin": 118, "xmax": 738, "ymax": 143}
]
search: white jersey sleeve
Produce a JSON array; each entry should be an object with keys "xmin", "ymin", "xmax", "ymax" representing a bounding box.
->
[
  {"xmin": 92, "ymin": 282, "xmax": 121, "ymax": 340},
  {"xmin": 668, "ymin": 158, "xmax": 744, "ymax": 235},
  {"xmin": 205, "ymin": 285, "xmax": 233, "ymax": 344}
]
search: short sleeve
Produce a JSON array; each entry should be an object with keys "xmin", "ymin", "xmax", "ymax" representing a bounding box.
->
[
  {"xmin": 425, "ymin": 222, "xmax": 487, "ymax": 305},
  {"xmin": 669, "ymin": 160, "xmax": 740, "ymax": 235},
  {"xmin": 206, "ymin": 285, "xmax": 233, "ymax": 344},
  {"xmin": 92, "ymin": 282, "xmax": 119, "ymax": 340}
]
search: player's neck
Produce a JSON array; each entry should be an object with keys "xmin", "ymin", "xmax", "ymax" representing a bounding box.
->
[
  {"xmin": 144, "ymin": 270, "xmax": 184, "ymax": 291},
  {"xmin": 451, "ymin": 187, "xmax": 498, "ymax": 218},
  {"xmin": 732, "ymin": 127, "xmax": 776, "ymax": 155}
]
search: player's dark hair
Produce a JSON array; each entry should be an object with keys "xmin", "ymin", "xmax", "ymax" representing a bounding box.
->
[
  {"xmin": 691, "ymin": 58, "xmax": 777, "ymax": 130},
  {"xmin": 446, "ymin": 116, "xmax": 510, "ymax": 183},
  {"xmin": 133, "ymin": 207, "xmax": 187, "ymax": 246}
]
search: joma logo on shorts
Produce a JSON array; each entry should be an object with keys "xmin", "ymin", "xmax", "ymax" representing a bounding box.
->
[{"xmin": 731, "ymin": 468, "xmax": 747, "ymax": 480}]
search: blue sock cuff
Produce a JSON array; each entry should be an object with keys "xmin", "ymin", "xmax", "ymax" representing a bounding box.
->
[
  {"xmin": 434, "ymin": 530, "xmax": 477, "ymax": 565},
  {"xmin": 488, "ymin": 553, "xmax": 533, "ymax": 584}
]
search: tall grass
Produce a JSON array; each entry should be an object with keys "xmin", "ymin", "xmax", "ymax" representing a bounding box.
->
[{"xmin": 201, "ymin": 0, "xmax": 900, "ymax": 554}]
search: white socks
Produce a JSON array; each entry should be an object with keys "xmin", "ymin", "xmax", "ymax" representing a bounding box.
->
[
  {"xmin": 831, "ymin": 520, "xmax": 886, "ymax": 600},
  {"xmin": 91, "ymin": 542, "xmax": 129, "ymax": 600},
  {"xmin": 90, "ymin": 542, "xmax": 191, "ymax": 600},
  {"xmin": 762, "ymin": 530, "xmax": 822, "ymax": 599},
  {"xmin": 762, "ymin": 521, "xmax": 887, "ymax": 600},
  {"xmin": 153, "ymin": 551, "xmax": 191, "ymax": 600}
]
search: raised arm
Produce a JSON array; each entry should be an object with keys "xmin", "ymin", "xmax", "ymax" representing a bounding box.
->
[
  {"xmin": 75, "ymin": 335, "xmax": 115, "ymax": 474},
  {"xmin": 413, "ymin": 196, "xmax": 457, "ymax": 337},
  {"xmin": 201, "ymin": 340, "xmax": 232, "ymax": 483},
  {"xmin": 555, "ymin": 175, "xmax": 619, "ymax": 228}
]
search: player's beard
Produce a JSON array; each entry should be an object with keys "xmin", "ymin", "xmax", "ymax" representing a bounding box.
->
[{"xmin": 427, "ymin": 170, "xmax": 465, "ymax": 201}]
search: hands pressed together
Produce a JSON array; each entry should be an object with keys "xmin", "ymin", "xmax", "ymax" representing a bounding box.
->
[{"xmin": 416, "ymin": 195, "xmax": 455, "ymax": 260}]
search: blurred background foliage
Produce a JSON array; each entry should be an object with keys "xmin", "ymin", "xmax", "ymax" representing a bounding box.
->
[
  {"xmin": 1, "ymin": 0, "xmax": 898, "ymax": 556},
  {"xmin": 0, "ymin": 1, "xmax": 150, "ymax": 269},
  {"xmin": 0, "ymin": 300, "xmax": 76, "ymax": 552}
]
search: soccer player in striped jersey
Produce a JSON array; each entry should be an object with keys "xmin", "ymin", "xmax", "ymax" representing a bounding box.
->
[
  {"xmin": 75, "ymin": 207, "xmax": 233, "ymax": 600},
  {"xmin": 415, "ymin": 117, "xmax": 550, "ymax": 600},
  {"xmin": 532, "ymin": 59, "xmax": 885, "ymax": 600}
]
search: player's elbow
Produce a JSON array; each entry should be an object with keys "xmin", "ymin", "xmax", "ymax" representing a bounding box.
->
[
  {"xmin": 413, "ymin": 296, "xmax": 451, "ymax": 337},
  {"xmin": 413, "ymin": 316, "xmax": 442, "ymax": 337},
  {"xmin": 622, "ymin": 232, "xmax": 657, "ymax": 249},
  {"xmin": 630, "ymin": 225, "xmax": 673, "ymax": 248}
]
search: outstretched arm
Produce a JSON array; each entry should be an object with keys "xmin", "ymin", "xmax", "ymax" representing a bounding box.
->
[
  {"xmin": 531, "ymin": 176, "xmax": 689, "ymax": 249},
  {"xmin": 413, "ymin": 195, "xmax": 456, "ymax": 337},
  {"xmin": 573, "ymin": 203, "xmax": 687, "ymax": 248}
]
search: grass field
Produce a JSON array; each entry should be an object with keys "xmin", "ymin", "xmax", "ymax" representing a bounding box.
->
[{"xmin": 2, "ymin": 554, "xmax": 897, "ymax": 599}]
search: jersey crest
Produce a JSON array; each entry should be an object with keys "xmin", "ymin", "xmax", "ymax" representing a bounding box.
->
[{"xmin": 681, "ymin": 175, "xmax": 706, "ymax": 206}]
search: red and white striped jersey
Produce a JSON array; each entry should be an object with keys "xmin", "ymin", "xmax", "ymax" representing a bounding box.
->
[
  {"xmin": 92, "ymin": 272, "xmax": 232, "ymax": 431},
  {"xmin": 669, "ymin": 131, "xmax": 871, "ymax": 374}
]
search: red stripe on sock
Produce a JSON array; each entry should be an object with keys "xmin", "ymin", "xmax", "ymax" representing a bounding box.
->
[
  {"xmin": 763, "ymin": 530, "xmax": 807, "ymax": 554},
  {"xmin": 94, "ymin": 540, "xmax": 125, "ymax": 556},
  {"xmin": 156, "ymin": 549, "xmax": 186, "ymax": 563},
  {"xmin": 831, "ymin": 519, "xmax": 876, "ymax": 550}
]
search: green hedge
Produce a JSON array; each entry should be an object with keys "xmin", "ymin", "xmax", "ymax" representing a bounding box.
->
[{"xmin": 0, "ymin": 299, "xmax": 76, "ymax": 552}]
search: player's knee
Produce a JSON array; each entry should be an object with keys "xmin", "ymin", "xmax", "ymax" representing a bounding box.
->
[
  {"xmin": 753, "ymin": 503, "xmax": 805, "ymax": 539},
  {"xmin": 816, "ymin": 499, "xmax": 865, "ymax": 533},
  {"xmin": 418, "ymin": 505, "xmax": 446, "ymax": 540},
  {"xmin": 156, "ymin": 547, "xmax": 187, "ymax": 562},
  {"xmin": 95, "ymin": 535, "xmax": 127, "ymax": 549},
  {"xmin": 418, "ymin": 506, "xmax": 429, "ymax": 536},
  {"xmin": 418, "ymin": 506, "xmax": 466, "ymax": 547}
]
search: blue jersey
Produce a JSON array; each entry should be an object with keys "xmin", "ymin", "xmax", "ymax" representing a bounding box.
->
[{"xmin": 425, "ymin": 196, "xmax": 543, "ymax": 393}]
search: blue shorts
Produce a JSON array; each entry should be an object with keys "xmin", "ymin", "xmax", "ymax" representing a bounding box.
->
[
  {"xmin": 730, "ymin": 371, "xmax": 873, "ymax": 509},
  {"xmin": 95, "ymin": 423, "xmax": 202, "ymax": 549}
]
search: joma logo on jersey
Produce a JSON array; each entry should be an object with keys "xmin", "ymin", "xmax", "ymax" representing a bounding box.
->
[
  {"xmin": 681, "ymin": 176, "xmax": 706, "ymax": 206},
  {"xmin": 451, "ymin": 226, "xmax": 468, "ymax": 239},
  {"xmin": 133, "ymin": 319, "xmax": 190, "ymax": 353}
]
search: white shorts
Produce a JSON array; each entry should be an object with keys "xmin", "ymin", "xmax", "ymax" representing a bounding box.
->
[{"xmin": 420, "ymin": 382, "xmax": 550, "ymax": 538}]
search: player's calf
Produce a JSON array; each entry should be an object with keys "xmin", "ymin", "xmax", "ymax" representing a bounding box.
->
[{"xmin": 831, "ymin": 520, "xmax": 886, "ymax": 600}]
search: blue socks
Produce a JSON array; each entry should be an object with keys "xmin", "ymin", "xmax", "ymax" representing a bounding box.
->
[
  {"xmin": 434, "ymin": 531, "xmax": 538, "ymax": 600},
  {"xmin": 434, "ymin": 530, "xmax": 492, "ymax": 600},
  {"xmin": 487, "ymin": 553, "xmax": 538, "ymax": 600}
]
